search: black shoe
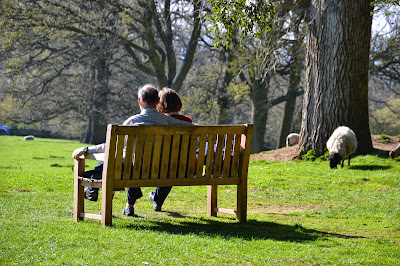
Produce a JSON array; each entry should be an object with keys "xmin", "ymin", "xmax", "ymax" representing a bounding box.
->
[
  {"xmin": 84, "ymin": 187, "xmax": 98, "ymax": 201},
  {"xmin": 149, "ymin": 192, "xmax": 162, "ymax": 212},
  {"xmin": 122, "ymin": 206, "xmax": 137, "ymax": 217}
]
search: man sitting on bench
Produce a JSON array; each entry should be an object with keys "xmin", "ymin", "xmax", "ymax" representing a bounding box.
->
[{"xmin": 72, "ymin": 84, "xmax": 195, "ymax": 217}]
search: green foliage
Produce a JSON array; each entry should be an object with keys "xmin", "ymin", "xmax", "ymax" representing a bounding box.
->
[
  {"xmin": 370, "ymin": 97, "xmax": 400, "ymax": 135},
  {"xmin": 379, "ymin": 134, "xmax": 391, "ymax": 143},
  {"xmin": 226, "ymin": 81, "xmax": 251, "ymax": 102},
  {"xmin": 181, "ymin": 87, "xmax": 220, "ymax": 124},
  {"xmin": 319, "ymin": 149, "xmax": 330, "ymax": 161},
  {"xmin": 1, "ymin": 137, "xmax": 400, "ymax": 265},
  {"xmin": 397, "ymin": 134, "xmax": 400, "ymax": 142},
  {"xmin": 302, "ymin": 149, "xmax": 316, "ymax": 161},
  {"xmin": 207, "ymin": 0, "xmax": 275, "ymax": 48}
]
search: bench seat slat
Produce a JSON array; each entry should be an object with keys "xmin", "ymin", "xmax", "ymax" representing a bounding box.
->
[{"xmin": 113, "ymin": 177, "xmax": 240, "ymax": 188}]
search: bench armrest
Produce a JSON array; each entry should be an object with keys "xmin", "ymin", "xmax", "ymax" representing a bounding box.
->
[{"xmin": 79, "ymin": 153, "xmax": 105, "ymax": 161}]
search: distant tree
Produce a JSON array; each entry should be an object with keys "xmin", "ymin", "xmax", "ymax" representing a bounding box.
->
[
  {"xmin": 209, "ymin": 5, "xmax": 304, "ymax": 153},
  {"xmin": 0, "ymin": 0, "xmax": 206, "ymax": 143},
  {"xmin": 369, "ymin": 10, "xmax": 400, "ymax": 135},
  {"xmin": 209, "ymin": 0, "xmax": 376, "ymax": 156}
]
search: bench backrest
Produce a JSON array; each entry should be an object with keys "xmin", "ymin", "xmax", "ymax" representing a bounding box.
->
[{"xmin": 101, "ymin": 124, "xmax": 253, "ymax": 188}]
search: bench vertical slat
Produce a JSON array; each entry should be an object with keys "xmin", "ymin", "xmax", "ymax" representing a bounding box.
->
[
  {"xmin": 160, "ymin": 135, "xmax": 171, "ymax": 179},
  {"xmin": 178, "ymin": 135, "xmax": 190, "ymax": 178},
  {"xmin": 186, "ymin": 135, "xmax": 198, "ymax": 177},
  {"xmin": 132, "ymin": 135, "xmax": 144, "ymax": 179},
  {"xmin": 236, "ymin": 124, "xmax": 253, "ymax": 222},
  {"xmin": 141, "ymin": 135, "xmax": 154, "ymax": 179},
  {"xmin": 230, "ymin": 134, "xmax": 241, "ymax": 178},
  {"xmin": 114, "ymin": 134, "xmax": 125, "ymax": 180},
  {"xmin": 168, "ymin": 135, "xmax": 181, "ymax": 178},
  {"xmin": 196, "ymin": 134, "xmax": 207, "ymax": 177},
  {"xmin": 222, "ymin": 134, "xmax": 234, "ymax": 177},
  {"xmin": 204, "ymin": 134, "xmax": 216, "ymax": 178},
  {"xmin": 123, "ymin": 135, "xmax": 135, "ymax": 179},
  {"xmin": 212, "ymin": 134, "xmax": 225, "ymax": 177},
  {"xmin": 151, "ymin": 135, "xmax": 163, "ymax": 179}
]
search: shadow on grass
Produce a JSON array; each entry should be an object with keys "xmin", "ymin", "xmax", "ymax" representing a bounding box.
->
[
  {"xmin": 120, "ymin": 217, "xmax": 364, "ymax": 242},
  {"xmin": 349, "ymin": 165, "xmax": 391, "ymax": 171}
]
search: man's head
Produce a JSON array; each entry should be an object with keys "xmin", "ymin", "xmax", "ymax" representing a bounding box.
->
[{"xmin": 138, "ymin": 84, "xmax": 159, "ymax": 108}]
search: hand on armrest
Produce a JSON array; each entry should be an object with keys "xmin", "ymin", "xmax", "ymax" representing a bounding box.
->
[{"xmin": 72, "ymin": 147, "xmax": 87, "ymax": 160}]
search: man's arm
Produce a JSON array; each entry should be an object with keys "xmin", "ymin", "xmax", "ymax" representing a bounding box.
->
[{"xmin": 72, "ymin": 143, "xmax": 106, "ymax": 160}]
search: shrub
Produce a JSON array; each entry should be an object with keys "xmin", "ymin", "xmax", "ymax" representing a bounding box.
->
[
  {"xmin": 379, "ymin": 134, "xmax": 391, "ymax": 143},
  {"xmin": 302, "ymin": 149, "xmax": 316, "ymax": 161}
]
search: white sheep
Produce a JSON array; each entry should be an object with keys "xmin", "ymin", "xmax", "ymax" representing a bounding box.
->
[
  {"xmin": 286, "ymin": 133, "xmax": 300, "ymax": 147},
  {"xmin": 326, "ymin": 126, "xmax": 357, "ymax": 169},
  {"xmin": 23, "ymin": 135, "xmax": 35, "ymax": 141},
  {"xmin": 389, "ymin": 143, "xmax": 400, "ymax": 158}
]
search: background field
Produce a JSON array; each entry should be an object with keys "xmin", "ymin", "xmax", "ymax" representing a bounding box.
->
[{"xmin": 0, "ymin": 135, "xmax": 399, "ymax": 265}]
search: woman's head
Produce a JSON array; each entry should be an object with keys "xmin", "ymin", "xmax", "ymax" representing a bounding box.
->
[{"xmin": 157, "ymin": 88, "xmax": 182, "ymax": 113}]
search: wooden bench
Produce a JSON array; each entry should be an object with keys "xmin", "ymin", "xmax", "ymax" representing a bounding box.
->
[{"xmin": 74, "ymin": 124, "xmax": 253, "ymax": 226}]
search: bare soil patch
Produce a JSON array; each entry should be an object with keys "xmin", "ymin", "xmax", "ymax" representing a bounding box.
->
[{"xmin": 250, "ymin": 135, "xmax": 399, "ymax": 162}]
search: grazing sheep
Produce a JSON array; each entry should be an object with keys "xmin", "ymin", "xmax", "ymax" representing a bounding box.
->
[
  {"xmin": 286, "ymin": 133, "xmax": 300, "ymax": 147},
  {"xmin": 389, "ymin": 143, "xmax": 400, "ymax": 158},
  {"xmin": 23, "ymin": 135, "xmax": 35, "ymax": 141},
  {"xmin": 326, "ymin": 126, "xmax": 357, "ymax": 169}
]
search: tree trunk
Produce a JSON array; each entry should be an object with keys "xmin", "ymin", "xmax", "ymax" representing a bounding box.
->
[
  {"xmin": 82, "ymin": 52, "xmax": 109, "ymax": 144},
  {"xmin": 217, "ymin": 95, "xmax": 231, "ymax": 124},
  {"xmin": 299, "ymin": 0, "xmax": 374, "ymax": 156},
  {"xmin": 251, "ymin": 78, "xmax": 269, "ymax": 154},
  {"xmin": 278, "ymin": 92, "xmax": 297, "ymax": 148},
  {"xmin": 83, "ymin": 116, "xmax": 93, "ymax": 144},
  {"xmin": 277, "ymin": 35, "xmax": 304, "ymax": 148}
]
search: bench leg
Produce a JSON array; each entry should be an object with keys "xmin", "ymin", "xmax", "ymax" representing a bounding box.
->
[
  {"xmin": 101, "ymin": 184, "xmax": 113, "ymax": 226},
  {"xmin": 73, "ymin": 160, "xmax": 85, "ymax": 222},
  {"xmin": 207, "ymin": 185, "xmax": 218, "ymax": 217},
  {"xmin": 236, "ymin": 182, "xmax": 247, "ymax": 222}
]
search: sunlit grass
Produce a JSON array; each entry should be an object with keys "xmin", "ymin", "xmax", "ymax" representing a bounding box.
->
[{"xmin": 0, "ymin": 135, "xmax": 399, "ymax": 265}]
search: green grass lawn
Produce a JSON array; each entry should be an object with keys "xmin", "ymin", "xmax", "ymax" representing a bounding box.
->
[{"xmin": 0, "ymin": 135, "xmax": 399, "ymax": 265}]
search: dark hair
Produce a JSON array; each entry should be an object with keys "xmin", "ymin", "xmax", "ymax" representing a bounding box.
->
[
  {"xmin": 138, "ymin": 84, "xmax": 159, "ymax": 104},
  {"xmin": 157, "ymin": 88, "xmax": 182, "ymax": 113}
]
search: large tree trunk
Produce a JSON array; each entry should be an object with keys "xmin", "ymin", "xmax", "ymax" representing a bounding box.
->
[
  {"xmin": 299, "ymin": 0, "xmax": 374, "ymax": 156},
  {"xmin": 251, "ymin": 78, "xmax": 269, "ymax": 153}
]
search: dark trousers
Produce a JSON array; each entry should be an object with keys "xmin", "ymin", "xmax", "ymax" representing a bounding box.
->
[
  {"xmin": 127, "ymin": 186, "xmax": 172, "ymax": 206},
  {"xmin": 84, "ymin": 162, "xmax": 173, "ymax": 206}
]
